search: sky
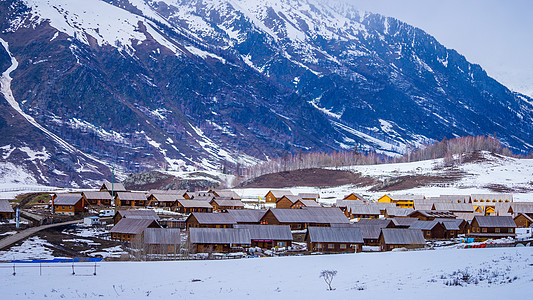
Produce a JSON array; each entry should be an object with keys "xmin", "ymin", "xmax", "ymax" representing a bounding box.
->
[{"xmin": 346, "ymin": 0, "xmax": 533, "ymax": 97}]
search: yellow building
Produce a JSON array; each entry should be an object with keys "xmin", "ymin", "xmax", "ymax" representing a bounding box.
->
[{"xmin": 378, "ymin": 194, "xmax": 424, "ymax": 208}]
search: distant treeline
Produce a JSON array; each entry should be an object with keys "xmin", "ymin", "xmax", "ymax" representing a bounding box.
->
[{"xmin": 240, "ymin": 135, "xmax": 526, "ymax": 181}]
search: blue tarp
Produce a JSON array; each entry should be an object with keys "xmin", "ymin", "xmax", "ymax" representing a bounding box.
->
[{"xmin": 10, "ymin": 257, "xmax": 103, "ymax": 263}]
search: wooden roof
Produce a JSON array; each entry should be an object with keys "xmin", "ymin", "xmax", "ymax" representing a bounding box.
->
[
  {"xmin": 0, "ymin": 199, "xmax": 14, "ymax": 213},
  {"xmin": 82, "ymin": 191, "xmax": 113, "ymax": 200},
  {"xmin": 268, "ymin": 207, "xmax": 349, "ymax": 224},
  {"xmin": 307, "ymin": 226, "xmax": 364, "ymax": 243},
  {"xmin": 409, "ymin": 220, "xmax": 441, "ymax": 231},
  {"xmin": 188, "ymin": 212, "xmax": 237, "ymax": 225},
  {"xmin": 509, "ymin": 203, "xmax": 533, "ymax": 214},
  {"xmin": 433, "ymin": 203, "xmax": 474, "ymax": 212},
  {"xmin": 144, "ymin": 228, "xmax": 181, "ymax": 245},
  {"xmin": 473, "ymin": 216, "xmax": 516, "ymax": 228},
  {"xmin": 54, "ymin": 194, "xmax": 83, "ymax": 206},
  {"xmin": 234, "ymin": 224, "xmax": 293, "ymax": 241},
  {"xmin": 355, "ymin": 218, "xmax": 392, "ymax": 228},
  {"xmin": 150, "ymin": 194, "xmax": 181, "ymax": 202},
  {"xmin": 351, "ymin": 224, "xmax": 382, "ymax": 240},
  {"xmin": 343, "ymin": 193, "xmax": 366, "ymax": 201},
  {"xmin": 390, "ymin": 218, "xmax": 419, "ymax": 227},
  {"xmin": 211, "ymin": 199, "xmax": 245, "ymax": 207},
  {"xmin": 390, "ymin": 194, "xmax": 425, "ymax": 201},
  {"xmin": 471, "ymin": 193, "xmax": 513, "ymax": 202},
  {"xmin": 101, "ymin": 180, "xmax": 127, "ymax": 192},
  {"xmin": 117, "ymin": 209, "xmax": 159, "ymax": 220},
  {"xmin": 116, "ymin": 192, "xmax": 147, "ymax": 201},
  {"xmin": 278, "ymin": 195, "xmax": 301, "ymax": 203},
  {"xmin": 347, "ymin": 205, "xmax": 380, "ymax": 215},
  {"xmin": 110, "ymin": 218, "xmax": 160, "ymax": 235},
  {"xmin": 189, "ymin": 228, "xmax": 251, "ymax": 244},
  {"xmin": 380, "ymin": 228, "xmax": 426, "ymax": 245},
  {"xmin": 267, "ymin": 190, "xmax": 294, "ymax": 198},
  {"xmin": 177, "ymin": 200, "xmax": 213, "ymax": 208},
  {"xmin": 294, "ymin": 199, "xmax": 321, "ymax": 207},
  {"xmin": 225, "ymin": 210, "xmax": 267, "ymax": 223},
  {"xmin": 212, "ymin": 190, "xmax": 241, "ymax": 200},
  {"xmin": 385, "ymin": 207, "xmax": 414, "ymax": 217},
  {"xmin": 298, "ymin": 193, "xmax": 319, "ymax": 199}
]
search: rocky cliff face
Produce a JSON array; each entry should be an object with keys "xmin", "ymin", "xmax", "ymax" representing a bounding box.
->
[{"xmin": 0, "ymin": 0, "xmax": 532, "ymax": 187}]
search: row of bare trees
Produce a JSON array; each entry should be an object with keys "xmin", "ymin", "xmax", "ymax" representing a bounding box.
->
[{"xmin": 239, "ymin": 135, "xmax": 527, "ymax": 182}]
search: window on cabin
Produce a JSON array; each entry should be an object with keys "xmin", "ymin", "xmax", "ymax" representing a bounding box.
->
[
  {"xmin": 62, "ymin": 206, "xmax": 65, "ymax": 209},
  {"xmin": 480, "ymin": 200, "xmax": 484, "ymax": 202},
  {"xmin": 482, "ymin": 228, "xmax": 487, "ymax": 233},
  {"xmin": 505, "ymin": 200, "xmax": 509, "ymax": 202},
  {"xmin": 277, "ymin": 242, "xmax": 286, "ymax": 247},
  {"xmin": 425, "ymin": 231, "xmax": 431, "ymax": 236},
  {"xmin": 340, "ymin": 244, "xmax": 346, "ymax": 249},
  {"xmin": 509, "ymin": 228, "xmax": 514, "ymax": 233},
  {"xmin": 328, "ymin": 244, "xmax": 334, "ymax": 249},
  {"xmin": 495, "ymin": 228, "xmax": 500, "ymax": 233},
  {"xmin": 316, "ymin": 243, "xmax": 322, "ymax": 248},
  {"xmin": 474, "ymin": 200, "xmax": 478, "ymax": 202}
]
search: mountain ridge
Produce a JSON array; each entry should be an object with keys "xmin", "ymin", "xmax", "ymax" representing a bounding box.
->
[{"xmin": 0, "ymin": 0, "xmax": 532, "ymax": 187}]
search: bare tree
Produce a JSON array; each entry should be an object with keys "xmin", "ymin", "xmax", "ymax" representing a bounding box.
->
[{"xmin": 319, "ymin": 270, "xmax": 338, "ymax": 291}]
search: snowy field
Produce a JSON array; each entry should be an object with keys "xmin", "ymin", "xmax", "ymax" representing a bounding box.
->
[{"xmin": 0, "ymin": 247, "xmax": 531, "ymax": 299}]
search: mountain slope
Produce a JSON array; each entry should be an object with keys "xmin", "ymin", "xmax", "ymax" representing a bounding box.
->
[{"xmin": 0, "ymin": 0, "xmax": 532, "ymax": 187}]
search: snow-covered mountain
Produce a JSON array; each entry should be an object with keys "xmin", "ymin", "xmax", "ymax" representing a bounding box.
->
[{"xmin": 1, "ymin": 0, "xmax": 532, "ymax": 187}]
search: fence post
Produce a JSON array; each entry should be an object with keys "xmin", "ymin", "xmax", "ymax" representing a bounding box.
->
[
  {"xmin": 12, "ymin": 263, "xmax": 15, "ymax": 276},
  {"xmin": 93, "ymin": 262, "xmax": 97, "ymax": 276},
  {"xmin": 72, "ymin": 262, "xmax": 75, "ymax": 275}
]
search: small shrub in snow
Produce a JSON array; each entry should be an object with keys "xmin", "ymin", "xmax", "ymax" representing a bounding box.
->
[{"xmin": 320, "ymin": 270, "xmax": 337, "ymax": 291}]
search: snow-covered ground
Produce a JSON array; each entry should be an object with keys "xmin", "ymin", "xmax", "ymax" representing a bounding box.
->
[{"xmin": 0, "ymin": 247, "xmax": 531, "ymax": 299}]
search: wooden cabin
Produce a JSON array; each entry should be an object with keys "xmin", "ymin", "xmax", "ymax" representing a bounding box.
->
[
  {"xmin": 186, "ymin": 212, "xmax": 237, "ymax": 230},
  {"xmin": 210, "ymin": 189, "xmax": 241, "ymax": 200},
  {"xmin": 508, "ymin": 203, "xmax": 533, "ymax": 218},
  {"xmin": 82, "ymin": 191, "xmax": 113, "ymax": 207},
  {"xmin": 468, "ymin": 216, "xmax": 517, "ymax": 240},
  {"xmin": 53, "ymin": 194, "xmax": 85, "ymax": 215},
  {"xmin": 265, "ymin": 190, "xmax": 293, "ymax": 203},
  {"xmin": 408, "ymin": 210, "xmax": 456, "ymax": 221},
  {"xmin": 379, "ymin": 229, "xmax": 426, "ymax": 251},
  {"xmin": 388, "ymin": 194, "xmax": 425, "ymax": 208},
  {"xmin": 210, "ymin": 199, "xmax": 245, "ymax": 212},
  {"xmin": 433, "ymin": 203, "xmax": 474, "ymax": 214},
  {"xmin": 148, "ymin": 189, "xmax": 190, "ymax": 199},
  {"xmin": 351, "ymin": 224, "xmax": 382, "ymax": 246},
  {"xmin": 115, "ymin": 192, "xmax": 148, "ymax": 207},
  {"xmin": 100, "ymin": 180, "xmax": 127, "ymax": 196},
  {"xmin": 291, "ymin": 199, "xmax": 321, "ymax": 209},
  {"xmin": 0, "ymin": 199, "xmax": 14, "ymax": 219},
  {"xmin": 343, "ymin": 193, "xmax": 367, "ymax": 201},
  {"xmin": 176, "ymin": 200, "xmax": 213, "ymax": 214},
  {"xmin": 110, "ymin": 218, "xmax": 160, "ymax": 242},
  {"xmin": 188, "ymin": 228, "xmax": 251, "ymax": 253},
  {"xmin": 259, "ymin": 207, "xmax": 349, "ymax": 230},
  {"xmin": 234, "ymin": 224, "xmax": 293, "ymax": 249},
  {"xmin": 306, "ymin": 227, "xmax": 364, "ymax": 253},
  {"xmin": 147, "ymin": 194, "xmax": 179, "ymax": 210},
  {"xmin": 514, "ymin": 213, "xmax": 533, "ymax": 228},
  {"xmin": 113, "ymin": 209, "xmax": 159, "ymax": 225},
  {"xmin": 144, "ymin": 228, "xmax": 182, "ymax": 255},
  {"xmin": 409, "ymin": 220, "xmax": 446, "ymax": 239},
  {"xmin": 276, "ymin": 195, "xmax": 301, "ymax": 209},
  {"xmin": 346, "ymin": 205, "xmax": 381, "ymax": 219}
]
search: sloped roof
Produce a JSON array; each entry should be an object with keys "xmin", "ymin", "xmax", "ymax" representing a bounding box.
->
[
  {"xmin": 110, "ymin": 218, "xmax": 160, "ymax": 235},
  {"xmin": 352, "ymin": 224, "xmax": 382, "ymax": 240},
  {"xmin": 380, "ymin": 229, "xmax": 426, "ymax": 245},
  {"xmin": 118, "ymin": 209, "xmax": 159, "ymax": 220},
  {"xmin": 189, "ymin": 228, "xmax": 251, "ymax": 244},
  {"xmin": 409, "ymin": 220, "xmax": 441, "ymax": 231},
  {"xmin": 54, "ymin": 194, "xmax": 83, "ymax": 206},
  {"xmin": 386, "ymin": 207, "xmax": 414, "ymax": 217},
  {"xmin": 390, "ymin": 218, "xmax": 419, "ymax": 227},
  {"xmin": 101, "ymin": 180, "xmax": 127, "ymax": 192},
  {"xmin": 410, "ymin": 210, "xmax": 456, "ymax": 218},
  {"xmin": 234, "ymin": 224, "xmax": 293, "ymax": 241},
  {"xmin": 510, "ymin": 203, "xmax": 533, "ymax": 214},
  {"xmin": 413, "ymin": 200, "xmax": 434, "ymax": 211},
  {"xmin": 116, "ymin": 192, "xmax": 147, "ymax": 201},
  {"xmin": 212, "ymin": 199, "xmax": 245, "ymax": 207},
  {"xmin": 0, "ymin": 199, "xmax": 14, "ymax": 213},
  {"xmin": 213, "ymin": 190, "xmax": 241, "ymax": 199},
  {"xmin": 226, "ymin": 210, "xmax": 267, "ymax": 223},
  {"xmin": 307, "ymin": 227, "xmax": 363, "ymax": 243},
  {"xmin": 151, "ymin": 194, "xmax": 180, "ymax": 202},
  {"xmin": 343, "ymin": 193, "xmax": 366, "ymax": 201},
  {"xmin": 436, "ymin": 219, "xmax": 461, "ymax": 231},
  {"xmin": 454, "ymin": 212, "xmax": 483, "ymax": 222},
  {"xmin": 268, "ymin": 207, "xmax": 349, "ymax": 224},
  {"xmin": 355, "ymin": 218, "xmax": 392, "ymax": 228},
  {"xmin": 191, "ymin": 195, "xmax": 216, "ymax": 202},
  {"xmin": 474, "ymin": 216, "xmax": 516, "ymax": 228},
  {"xmin": 190, "ymin": 191, "xmax": 215, "ymax": 199},
  {"xmin": 83, "ymin": 191, "xmax": 113, "ymax": 200},
  {"xmin": 144, "ymin": 228, "xmax": 181, "ymax": 245},
  {"xmin": 177, "ymin": 200, "xmax": 213, "ymax": 208},
  {"xmin": 428, "ymin": 195, "xmax": 471, "ymax": 203},
  {"xmin": 348, "ymin": 205, "xmax": 381, "ymax": 215},
  {"xmin": 149, "ymin": 189, "xmax": 188, "ymax": 196},
  {"xmin": 514, "ymin": 213, "xmax": 533, "ymax": 222},
  {"xmin": 294, "ymin": 199, "xmax": 321, "ymax": 207},
  {"xmin": 278, "ymin": 195, "xmax": 301, "ymax": 203},
  {"xmin": 267, "ymin": 190, "xmax": 294, "ymax": 198},
  {"xmin": 433, "ymin": 203, "xmax": 474, "ymax": 212},
  {"xmin": 471, "ymin": 193, "xmax": 513, "ymax": 202},
  {"xmin": 189, "ymin": 212, "xmax": 237, "ymax": 225}
]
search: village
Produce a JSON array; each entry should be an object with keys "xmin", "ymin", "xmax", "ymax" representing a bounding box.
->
[{"xmin": 1, "ymin": 180, "xmax": 532, "ymax": 261}]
